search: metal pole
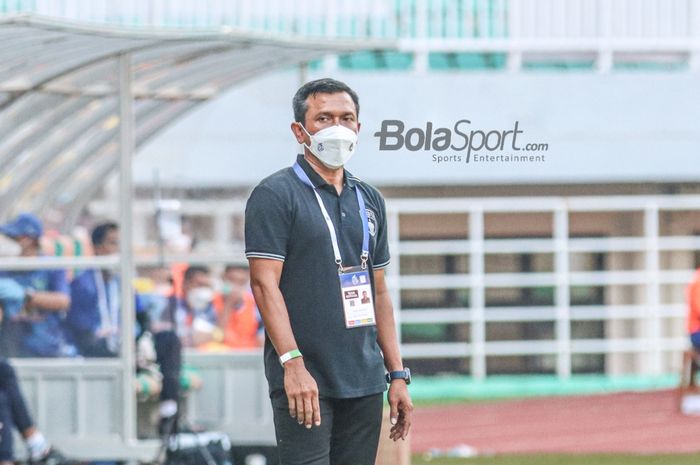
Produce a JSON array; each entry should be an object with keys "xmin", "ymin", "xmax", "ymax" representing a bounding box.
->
[
  {"xmin": 154, "ymin": 170, "xmax": 166, "ymax": 268},
  {"xmin": 118, "ymin": 53, "xmax": 137, "ymax": 443},
  {"xmin": 387, "ymin": 208, "xmax": 402, "ymax": 343},
  {"xmin": 298, "ymin": 61, "xmax": 309, "ymax": 87},
  {"xmin": 469, "ymin": 207, "xmax": 486, "ymax": 380},
  {"xmin": 554, "ymin": 205, "xmax": 571, "ymax": 379},
  {"xmin": 0, "ymin": 255, "xmax": 119, "ymax": 271},
  {"xmin": 645, "ymin": 204, "xmax": 662, "ymax": 376}
]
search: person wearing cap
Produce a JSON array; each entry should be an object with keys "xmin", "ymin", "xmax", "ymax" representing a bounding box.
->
[
  {"xmin": 0, "ymin": 213, "xmax": 74, "ymax": 357},
  {"xmin": 0, "ymin": 214, "xmax": 72, "ymax": 463},
  {"xmin": 245, "ymin": 78, "xmax": 412, "ymax": 465}
]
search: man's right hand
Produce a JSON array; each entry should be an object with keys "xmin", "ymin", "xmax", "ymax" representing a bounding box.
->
[{"xmin": 283, "ymin": 357, "xmax": 321, "ymax": 429}]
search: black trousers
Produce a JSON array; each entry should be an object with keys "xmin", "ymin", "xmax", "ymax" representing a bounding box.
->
[
  {"xmin": 0, "ymin": 390, "xmax": 13, "ymax": 460},
  {"xmin": 71, "ymin": 329, "xmax": 116, "ymax": 358},
  {"xmin": 271, "ymin": 390, "xmax": 383, "ymax": 465},
  {"xmin": 153, "ymin": 331, "xmax": 182, "ymax": 403},
  {"xmin": 0, "ymin": 358, "xmax": 35, "ymax": 461},
  {"xmin": 0, "ymin": 359, "xmax": 33, "ymax": 433}
]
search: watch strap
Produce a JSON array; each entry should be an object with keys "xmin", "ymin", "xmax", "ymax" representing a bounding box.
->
[{"xmin": 386, "ymin": 368, "xmax": 411, "ymax": 384}]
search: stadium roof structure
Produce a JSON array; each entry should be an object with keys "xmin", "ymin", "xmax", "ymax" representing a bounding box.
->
[{"xmin": 0, "ymin": 15, "xmax": 390, "ymax": 225}]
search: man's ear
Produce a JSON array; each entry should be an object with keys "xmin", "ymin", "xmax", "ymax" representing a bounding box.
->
[{"xmin": 290, "ymin": 122, "xmax": 306, "ymax": 145}]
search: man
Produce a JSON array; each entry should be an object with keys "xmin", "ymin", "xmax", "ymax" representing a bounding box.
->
[
  {"xmin": 67, "ymin": 222, "xmax": 121, "ymax": 357},
  {"xmin": 216, "ymin": 264, "xmax": 261, "ymax": 349},
  {"xmin": 153, "ymin": 265, "xmax": 218, "ymax": 349},
  {"xmin": 361, "ymin": 290, "xmax": 371, "ymax": 305},
  {"xmin": 150, "ymin": 265, "xmax": 217, "ymax": 434},
  {"xmin": 0, "ymin": 213, "xmax": 74, "ymax": 357},
  {"xmin": 0, "ymin": 358, "xmax": 68, "ymax": 465},
  {"xmin": 245, "ymin": 78, "xmax": 412, "ymax": 465}
]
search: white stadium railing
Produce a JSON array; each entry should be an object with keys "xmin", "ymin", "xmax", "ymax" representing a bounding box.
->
[
  {"xmin": 87, "ymin": 193, "xmax": 700, "ymax": 380},
  {"xmin": 1, "ymin": 0, "xmax": 698, "ymax": 72}
]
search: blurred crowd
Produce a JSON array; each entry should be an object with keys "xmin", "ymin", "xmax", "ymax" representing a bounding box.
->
[
  {"xmin": 0, "ymin": 213, "xmax": 265, "ymax": 437},
  {"xmin": 0, "ymin": 213, "xmax": 263, "ymax": 359}
]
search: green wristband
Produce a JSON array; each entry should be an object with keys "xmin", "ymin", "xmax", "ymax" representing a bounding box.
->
[{"xmin": 279, "ymin": 349, "xmax": 303, "ymax": 366}]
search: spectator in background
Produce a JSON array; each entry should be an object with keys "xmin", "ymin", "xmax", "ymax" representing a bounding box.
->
[
  {"xmin": 148, "ymin": 265, "xmax": 216, "ymax": 435},
  {"xmin": 0, "ymin": 359, "xmax": 69, "ymax": 464},
  {"xmin": 687, "ymin": 267, "xmax": 700, "ymax": 351},
  {"xmin": 0, "ymin": 213, "xmax": 74, "ymax": 357},
  {"xmin": 216, "ymin": 264, "xmax": 261, "ymax": 349},
  {"xmin": 132, "ymin": 266, "xmax": 182, "ymax": 436},
  {"xmin": 154, "ymin": 266, "xmax": 219, "ymax": 349},
  {"xmin": 67, "ymin": 222, "xmax": 121, "ymax": 357}
]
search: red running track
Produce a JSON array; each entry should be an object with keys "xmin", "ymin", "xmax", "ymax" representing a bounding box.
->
[{"xmin": 411, "ymin": 390, "xmax": 700, "ymax": 454}]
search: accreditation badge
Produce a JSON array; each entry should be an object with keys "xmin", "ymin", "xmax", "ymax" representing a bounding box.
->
[{"xmin": 339, "ymin": 266, "xmax": 376, "ymax": 328}]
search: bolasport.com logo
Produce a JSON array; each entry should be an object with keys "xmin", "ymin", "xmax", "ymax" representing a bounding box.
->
[{"xmin": 373, "ymin": 119, "xmax": 549, "ymax": 165}]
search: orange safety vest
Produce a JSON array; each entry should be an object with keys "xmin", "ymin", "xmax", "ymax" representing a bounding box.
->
[
  {"xmin": 686, "ymin": 268, "xmax": 700, "ymax": 334},
  {"xmin": 213, "ymin": 291, "xmax": 260, "ymax": 349}
]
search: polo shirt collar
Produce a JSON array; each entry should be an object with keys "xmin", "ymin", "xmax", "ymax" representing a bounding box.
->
[{"xmin": 295, "ymin": 154, "xmax": 358, "ymax": 189}]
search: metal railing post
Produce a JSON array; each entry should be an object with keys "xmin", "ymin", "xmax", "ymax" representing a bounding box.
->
[
  {"xmin": 323, "ymin": 0, "xmax": 339, "ymax": 72},
  {"xmin": 554, "ymin": 204, "xmax": 572, "ymax": 379},
  {"xmin": 388, "ymin": 209, "xmax": 403, "ymax": 345},
  {"xmin": 413, "ymin": 0, "xmax": 429, "ymax": 74},
  {"xmin": 118, "ymin": 52, "xmax": 137, "ymax": 444},
  {"xmin": 690, "ymin": 0, "xmax": 700, "ymax": 72},
  {"xmin": 469, "ymin": 207, "xmax": 486, "ymax": 379},
  {"xmin": 597, "ymin": 0, "xmax": 613, "ymax": 73},
  {"xmin": 645, "ymin": 204, "xmax": 662, "ymax": 376}
]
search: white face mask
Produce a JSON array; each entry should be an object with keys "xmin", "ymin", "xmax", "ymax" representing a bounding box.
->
[
  {"xmin": 300, "ymin": 124, "xmax": 358, "ymax": 169},
  {"xmin": 187, "ymin": 286, "xmax": 214, "ymax": 312}
]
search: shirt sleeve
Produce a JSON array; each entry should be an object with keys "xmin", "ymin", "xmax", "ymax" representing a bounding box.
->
[
  {"xmin": 372, "ymin": 192, "xmax": 391, "ymax": 270},
  {"xmin": 67, "ymin": 272, "xmax": 92, "ymax": 329},
  {"xmin": 48, "ymin": 269, "xmax": 70, "ymax": 295},
  {"xmin": 245, "ymin": 185, "xmax": 291, "ymax": 262}
]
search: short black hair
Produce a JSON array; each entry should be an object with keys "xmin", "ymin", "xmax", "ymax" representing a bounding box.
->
[
  {"xmin": 91, "ymin": 222, "xmax": 118, "ymax": 247},
  {"xmin": 292, "ymin": 78, "xmax": 360, "ymax": 124},
  {"xmin": 184, "ymin": 265, "xmax": 209, "ymax": 283}
]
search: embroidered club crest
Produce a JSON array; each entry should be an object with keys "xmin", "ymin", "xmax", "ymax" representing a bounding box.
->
[{"xmin": 365, "ymin": 208, "xmax": 377, "ymax": 237}]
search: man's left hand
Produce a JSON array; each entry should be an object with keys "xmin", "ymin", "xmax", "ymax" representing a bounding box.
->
[{"xmin": 388, "ymin": 380, "xmax": 413, "ymax": 441}]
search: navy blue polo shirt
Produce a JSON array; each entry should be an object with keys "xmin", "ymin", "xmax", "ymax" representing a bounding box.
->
[{"xmin": 245, "ymin": 154, "xmax": 390, "ymax": 399}]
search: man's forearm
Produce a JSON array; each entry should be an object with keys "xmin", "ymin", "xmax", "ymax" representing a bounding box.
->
[
  {"xmin": 251, "ymin": 279, "xmax": 299, "ymax": 356},
  {"xmin": 29, "ymin": 291, "xmax": 69, "ymax": 311}
]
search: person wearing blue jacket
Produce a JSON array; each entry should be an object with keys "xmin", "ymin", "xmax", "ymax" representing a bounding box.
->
[
  {"xmin": 67, "ymin": 222, "xmax": 121, "ymax": 357},
  {"xmin": 0, "ymin": 213, "xmax": 74, "ymax": 358}
]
